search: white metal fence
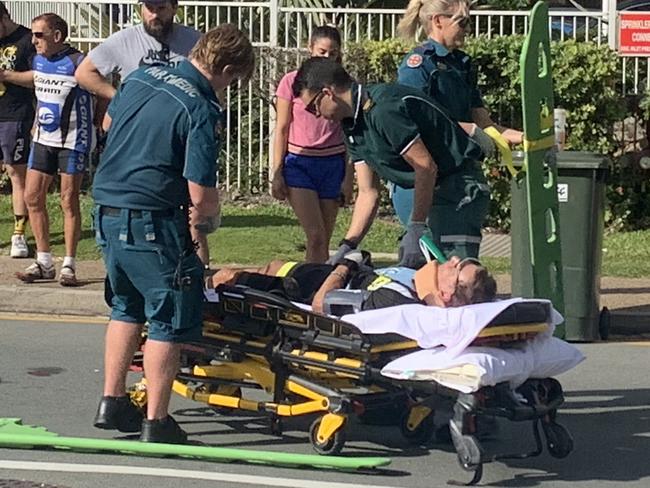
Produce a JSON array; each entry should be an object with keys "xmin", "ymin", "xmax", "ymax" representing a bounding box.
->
[{"xmin": 6, "ymin": 0, "xmax": 645, "ymax": 190}]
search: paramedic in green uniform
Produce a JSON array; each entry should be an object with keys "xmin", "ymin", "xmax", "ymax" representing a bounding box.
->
[
  {"xmin": 292, "ymin": 57, "xmax": 485, "ymax": 268},
  {"xmin": 91, "ymin": 25, "xmax": 254, "ymax": 444},
  {"xmin": 394, "ymin": 0, "xmax": 523, "ymax": 258}
]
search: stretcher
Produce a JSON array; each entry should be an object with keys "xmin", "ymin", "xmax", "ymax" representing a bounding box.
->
[{"xmin": 129, "ymin": 284, "xmax": 577, "ymax": 485}]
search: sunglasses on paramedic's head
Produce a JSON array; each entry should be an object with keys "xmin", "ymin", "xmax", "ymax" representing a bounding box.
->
[
  {"xmin": 305, "ymin": 90, "xmax": 325, "ymax": 117},
  {"xmin": 440, "ymin": 14, "xmax": 471, "ymax": 29}
]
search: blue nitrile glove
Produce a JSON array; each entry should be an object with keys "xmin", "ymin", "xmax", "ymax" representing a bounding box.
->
[
  {"xmin": 194, "ymin": 214, "xmax": 221, "ymax": 234},
  {"xmin": 398, "ymin": 222, "xmax": 431, "ymax": 269},
  {"xmin": 327, "ymin": 239, "xmax": 356, "ymax": 265}
]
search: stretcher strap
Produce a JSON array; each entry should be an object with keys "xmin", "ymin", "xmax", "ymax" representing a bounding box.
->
[
  {"xmin": 523, "ymin": 134, "xmax": 555, "ymax": 152},
  {"xmin": 276, "ymin": 261, "xmax": 299, "ymax": 277}
]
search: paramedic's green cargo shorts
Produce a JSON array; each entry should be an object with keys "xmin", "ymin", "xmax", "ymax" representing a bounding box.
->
[{"xmin": 94, "ymin": 205, "xmax": 204, "ymax": 343}]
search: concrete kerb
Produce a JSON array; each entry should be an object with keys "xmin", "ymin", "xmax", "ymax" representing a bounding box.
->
[{"xmin": 0, "ymin": 284, "xmax": 108, "ymax": 318}]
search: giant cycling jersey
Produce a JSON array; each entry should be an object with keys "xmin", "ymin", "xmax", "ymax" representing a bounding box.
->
[{"xmin": 32, "ymin": 46, "xmax": 93, "ymax": 153}]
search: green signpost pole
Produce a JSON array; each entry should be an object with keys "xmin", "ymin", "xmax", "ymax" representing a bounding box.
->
[{"xmin": 519, "ymin": 1, "xmax": 566, "ymax": 337}]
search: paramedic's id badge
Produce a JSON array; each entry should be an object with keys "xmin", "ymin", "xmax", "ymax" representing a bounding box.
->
[{"xmin": 406, "ymin": 54, "xmax": 423, "ymax": 68}]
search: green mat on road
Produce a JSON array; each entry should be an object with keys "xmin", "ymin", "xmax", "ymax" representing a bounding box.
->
[{"xmin": 0, "ymin": 418, "xmax": 391, "ymax": 471}]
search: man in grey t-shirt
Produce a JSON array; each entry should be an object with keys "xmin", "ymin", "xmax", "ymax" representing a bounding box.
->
[
  {"xmin": 76, "ymin": 0, "xmax": 213, "ymax": 267},
  {"xmin": 76, "ymin": 0, "xmax": 200, "ymax": 99}
]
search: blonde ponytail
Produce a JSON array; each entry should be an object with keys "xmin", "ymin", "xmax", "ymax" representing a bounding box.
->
[
  {"xmin": 397, "ymin": 0, "xmax": 424, "ymax": 39},
  {"xmin": 397, "ymin": 0, "xmax": 471, "ymax": 40}
]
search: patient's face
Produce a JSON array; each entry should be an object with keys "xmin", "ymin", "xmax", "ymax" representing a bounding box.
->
[{"xmin": 437, "ymin": 256, "xmax": 481, "ymax": 303}]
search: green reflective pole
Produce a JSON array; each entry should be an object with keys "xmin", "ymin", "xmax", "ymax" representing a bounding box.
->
[{"xmin": 519, "ymin": 1, "xmax": 565, "ymax": 338}]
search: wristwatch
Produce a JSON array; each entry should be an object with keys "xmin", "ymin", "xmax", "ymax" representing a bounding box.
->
[{"xmin": 339, "ymin": 238, "xmax": 357, "ymax": 249}]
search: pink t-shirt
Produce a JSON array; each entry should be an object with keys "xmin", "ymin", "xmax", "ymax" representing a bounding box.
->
[{"xmin": 276, "ymin": 70, "xmax": 345, "ymax": 157}]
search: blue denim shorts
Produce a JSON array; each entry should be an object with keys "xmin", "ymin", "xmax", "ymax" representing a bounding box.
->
[
  {"xmin": 94, "ymin": 205, "xmax": 204, "ymax": 343},
  {"xmin": 282, "ymin": 152, "xmax": 345, "ymax": 199}
]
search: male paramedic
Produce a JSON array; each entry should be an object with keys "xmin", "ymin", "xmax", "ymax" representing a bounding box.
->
[
  {"xmin": 292, "ymin": 57, "xmax": 492, "ymax": 268},
  {"xmin": 91, "ymin": 24, "xmax": 254, "ymax": 444},
  {"xmin": 75, "ymin": 0, "xmax": 212, "ymax": 267}
]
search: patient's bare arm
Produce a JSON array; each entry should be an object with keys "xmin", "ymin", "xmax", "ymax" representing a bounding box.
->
[
  {"xmin": 312, "ymin": 264, "xmax": 350, "ymax": 314},
  {"xmin": 209, "ymin": 260, "xmax": 292, "ymax": 288}
]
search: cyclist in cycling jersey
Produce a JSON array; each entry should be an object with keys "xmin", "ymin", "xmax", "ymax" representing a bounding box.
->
[
  {"xmin": 15, "ymin": 13, "xmax": 93, "ymax": 286},
  {"xmin": 209, "ymin": 252, "xmax": 497, "ymax": 313}
]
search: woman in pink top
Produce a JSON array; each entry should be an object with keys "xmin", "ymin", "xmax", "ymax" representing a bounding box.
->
[{"xmin": 272, "ymin": 26, "xmax": 348, "ymax": 263}]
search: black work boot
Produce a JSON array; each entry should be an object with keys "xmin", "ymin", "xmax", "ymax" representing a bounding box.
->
[
  {"xmin": 140, "ymin": 415, "xmax": 187, "ymax": 444},
  {"xmin": 93, "ymin": 395, "xmax": 144, "ymax": 433}
]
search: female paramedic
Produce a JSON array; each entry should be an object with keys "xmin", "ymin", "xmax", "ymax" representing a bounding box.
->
[{"xmin": 394, "ymin": 0, "xmax": 523, "ymax": 259}]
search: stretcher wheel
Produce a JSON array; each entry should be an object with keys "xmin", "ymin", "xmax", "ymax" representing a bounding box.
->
[
  {"xmin": 543, "ymin": 422, "xmax": 573, "ymax": 459},
  {"xmin": 309, "ymin": 417, "xmax": 346, "ymax": 455},
  {"xmin": 358, "ymin": 408, "xmax": 401, "ymax": 426},
  {"xmin": 599, "ymin": 307, "xmax": 610, "ymax": 340},
  {"xmin": 400, "ymin": 410, "xmax": 435, "ymax": 445}
]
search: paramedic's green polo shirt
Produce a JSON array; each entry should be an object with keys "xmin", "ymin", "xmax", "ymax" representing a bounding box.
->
[
  {"xmin": 341, "ymin": 83, "xmax": 483, "ymax": 189},
  {"xmin": 93, "ymin": 60, "xmax": 223, "ymax": 210}
]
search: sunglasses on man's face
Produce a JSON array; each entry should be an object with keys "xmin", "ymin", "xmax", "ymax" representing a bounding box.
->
[
  {"xmin": 458, "ymin": 257, "xmax": 482, "ymax": 268},
  {"xmin": 453, "ymin": 257, "xmax": 482, "ymax": 285},
  {"xmin": 32, "ymin": 31, "xmax": 51, "ymax": 39},
  {"xmin": 305, "ymin": 90, "xmax": 325, "ymax": 117}
]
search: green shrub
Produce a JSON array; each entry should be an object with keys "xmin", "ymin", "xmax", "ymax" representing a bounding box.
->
[{"xmin": 346, "ymin": 36, "xmax": 632, "ymax": 230}]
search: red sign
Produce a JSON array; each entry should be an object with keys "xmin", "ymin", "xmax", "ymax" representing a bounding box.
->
[{"xmin": 619, "ymin": 12, "xmax": 650, "ymax": 56}]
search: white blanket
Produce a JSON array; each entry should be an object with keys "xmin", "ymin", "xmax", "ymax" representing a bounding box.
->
[
  {"xmin": 342, "ymin": 297, "xmax": 563, "ymax": 358},
  {"xmin": 341, "ymin": 298, "xmax": 581, "ymax": 392},
  {"xmin": 380, "ymin": 335, "xmax": 584, "ymax": 393}
]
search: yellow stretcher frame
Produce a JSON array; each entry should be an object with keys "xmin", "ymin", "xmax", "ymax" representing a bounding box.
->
[{"xmin": 130, "ymin": 288, "xmax": 554, "ymax": 455}]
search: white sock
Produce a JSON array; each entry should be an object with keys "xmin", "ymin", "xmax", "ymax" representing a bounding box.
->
[
  {"xmin": 36, "ymin": 252, "xmax": 53, "ymax": 268},
  {"xmin": 63, "ymin": 256, "xmax": 76, "ymax": 270}
]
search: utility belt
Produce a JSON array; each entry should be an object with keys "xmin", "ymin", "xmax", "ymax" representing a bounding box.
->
[
  {"xmin": 99, "ymin": 205, "xmax": 180, "ymax": 219},
  {"xmin": 95, "ymin": 204, "xmax": 197, "ymax": 291},
  {"xmin": 96, "ymin": 205, "xmax": 192, "ymax": 249}
]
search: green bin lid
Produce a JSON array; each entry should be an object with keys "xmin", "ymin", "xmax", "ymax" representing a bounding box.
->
[{"xmin": 512, "ymin": 151, "xmax": 609, "ymax": 169}]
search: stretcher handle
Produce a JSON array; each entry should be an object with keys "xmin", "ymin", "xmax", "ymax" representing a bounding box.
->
[{"xmin": 419, "ymin": 235, "xmax": 447, "ymax": 263}]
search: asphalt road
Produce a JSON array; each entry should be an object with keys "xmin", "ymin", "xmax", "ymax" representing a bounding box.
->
[{"xmin": 0, "ymin": 317, "xmax": 649, "ymax": 488}]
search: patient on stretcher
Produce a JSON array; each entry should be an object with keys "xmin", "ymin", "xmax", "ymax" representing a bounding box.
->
[{"xmin": 209, "ymin": 252, "xmax": 497, "ymax": 314}]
